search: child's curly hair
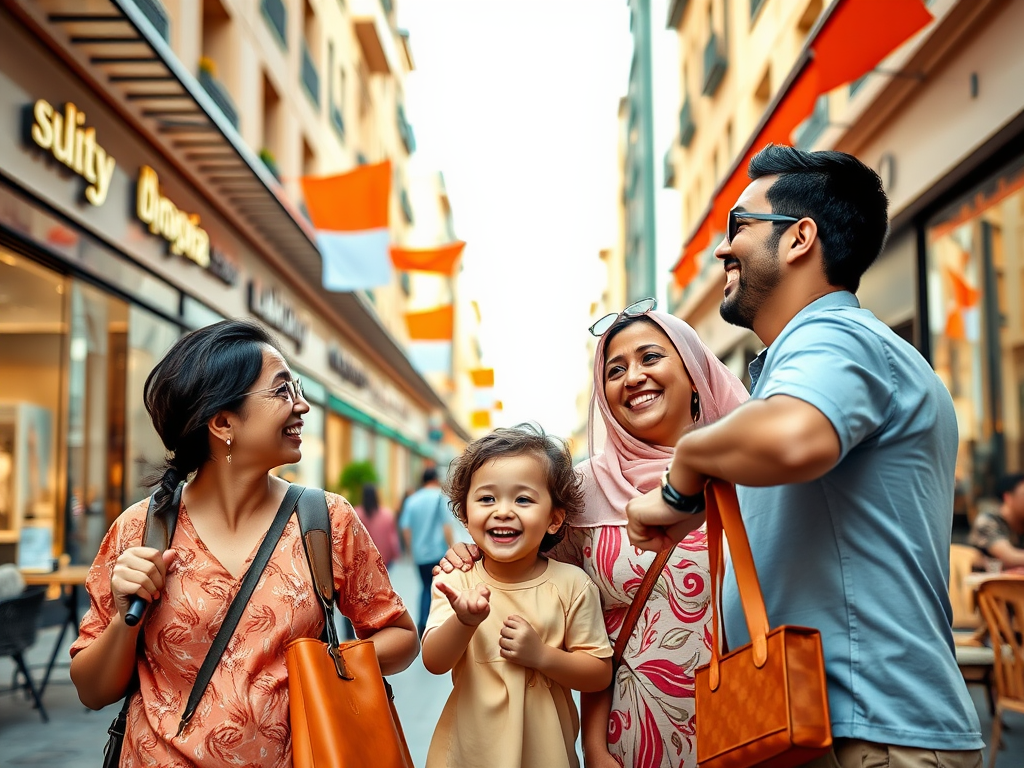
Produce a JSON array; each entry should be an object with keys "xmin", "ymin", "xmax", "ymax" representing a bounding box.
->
[{"xmin": 443, "ymin": 423, "xmax": 584, "ymax": 552}]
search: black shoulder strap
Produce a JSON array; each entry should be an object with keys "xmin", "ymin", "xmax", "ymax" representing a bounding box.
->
[
  {"xmin": 296, "ymin": 490, "xmax": 352, "ymax": 679},
  {"xmin": 175, "ymin": 483, "xmax": 305, "ymax": 736}
]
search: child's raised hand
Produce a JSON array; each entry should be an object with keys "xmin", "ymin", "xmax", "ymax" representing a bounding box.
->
[
  {"xmin": 436, "ymin": 580, "xmax": 491, "ymax": 627},
  {"xmin": 499, "ymin": 614, "xmax": 546, "ymax": 669}
]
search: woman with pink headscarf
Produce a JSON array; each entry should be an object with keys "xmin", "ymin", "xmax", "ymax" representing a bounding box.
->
[{"xmin": 439, "ymin": 302, "xmax": 748, "ymax": 768}]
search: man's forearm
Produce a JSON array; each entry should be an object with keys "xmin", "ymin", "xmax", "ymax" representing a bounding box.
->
[{"xmin": 671, "ymin": 396, "xmax": 840, "ymax": 490}]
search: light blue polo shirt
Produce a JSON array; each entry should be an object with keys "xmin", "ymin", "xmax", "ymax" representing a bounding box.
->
[
  {"xmin": 399, "ymin": 487, "xmax": 451, "ymax": 566},
  {"xmin": 723, "ymin": 291, "xmax": 982, "ymax": 750}
]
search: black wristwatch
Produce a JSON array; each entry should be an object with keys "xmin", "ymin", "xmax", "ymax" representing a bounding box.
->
[{"xmin": 660, "ymin": 470, "xmax": 706, "ymax": 515}]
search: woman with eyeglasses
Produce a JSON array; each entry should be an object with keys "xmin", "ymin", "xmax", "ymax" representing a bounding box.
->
[
  {"xmin": 438, "ymin": 299, "xmax": 748, "ymax": 768},
  {"xmin": 70, "ymin": 319, "xmax": 418, "ymax": 768}
]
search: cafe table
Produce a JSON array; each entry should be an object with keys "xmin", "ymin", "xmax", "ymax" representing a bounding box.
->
[{"xmin": 20, "ymin": 565, "xmax": 91, "ymax": 696}]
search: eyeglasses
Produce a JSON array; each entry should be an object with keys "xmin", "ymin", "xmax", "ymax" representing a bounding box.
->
[
  {"xmin": 245, "ymin": 376, "xmax": 304, "ymax": 403},
  {"xmin": 588, "ymin": 297, "xmax": 657, "ymax": 337},
  {"xmin": 727, "ymin": 208, "xmax": 800, "ymax": 244}
]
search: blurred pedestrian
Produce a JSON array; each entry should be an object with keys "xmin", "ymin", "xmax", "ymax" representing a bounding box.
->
[
  {"xmin": 69, "ymin": 319, "xmax": 418, "ymax": 768},
  {"xmin": 355, "ymin": 482, "xmax": 400, "ymax": 567},
  {"xmin": 968, "ymin": 473, "xmax": 1024, "ymax": 571},
  {"xmin": 400, "ymin": 467, "xmax": 454, "ymax": 636},
  {"xmin": 626, "ymin": 144, "xmax": 984, "ymax": 767}
]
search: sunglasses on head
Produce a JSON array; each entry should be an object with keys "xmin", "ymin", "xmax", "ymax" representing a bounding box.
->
[
  {"xmin": 727, "ymin": 208, "xmax": 800, "ymax": 244},
  {"xmin": 588, "ymin": 297, "xmax": 657, "ymax": 337}
]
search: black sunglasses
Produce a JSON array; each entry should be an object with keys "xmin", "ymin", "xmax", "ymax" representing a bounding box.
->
[{"xmin": 728, "ymin": 208, "xmax": 800, "ymax": 243}]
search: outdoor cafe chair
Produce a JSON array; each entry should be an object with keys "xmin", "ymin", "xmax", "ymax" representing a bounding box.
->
[
  {"xmin": 0, "ymin": 585, "xmax": 49, "ymax": 722},
  {"xmin": 976, "ymin": 576, "xmax": 1024, "ymax": 768}
]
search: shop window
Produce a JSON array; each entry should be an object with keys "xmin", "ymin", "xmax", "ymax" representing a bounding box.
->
[
  {"xmin": 65, "ymin": 281, "xmax": 129, "ymax": 565},
  {"xmin": 0, "ymin": 252, "xmax": 65, "ymax": 567},
  {"xmin": 926, "ymin": 155, "xmax": 1024, "ymax": 521},
  {"xmin": 124, "ymin": 306, "xmax": 181, "ymax": 509}
]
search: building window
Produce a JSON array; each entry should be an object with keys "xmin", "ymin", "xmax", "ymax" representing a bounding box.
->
[
  {"xmin": 260, "ymin": 0, "xmax": 287, "ymax": 49},
  {"xmin": 926, "ymin": 154, "xmax": 1024, "ymax": 520}
]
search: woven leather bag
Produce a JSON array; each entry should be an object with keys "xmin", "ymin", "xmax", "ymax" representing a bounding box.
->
[
  {"xmin": 287, "ymin": 489, "xmax": 413, "ymax": 768},
  {"xmin": 695, "ymin": 479, "xmax": 831, "ymax": 768}
]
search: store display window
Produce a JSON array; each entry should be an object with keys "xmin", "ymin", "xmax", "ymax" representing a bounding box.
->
[{"xmin": 927, "ymin": 153, "xmax": 1024, "ymax": 522}]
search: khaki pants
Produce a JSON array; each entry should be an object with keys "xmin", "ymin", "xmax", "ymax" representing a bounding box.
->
[{"xmin": 804, "ymin": 739, "xmax": 983, "ymax": 768}]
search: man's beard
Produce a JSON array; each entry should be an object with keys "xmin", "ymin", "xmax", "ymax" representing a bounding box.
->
[{"xmin": 719, "ymin": 247, "xmax": 781, "ymax": 330}]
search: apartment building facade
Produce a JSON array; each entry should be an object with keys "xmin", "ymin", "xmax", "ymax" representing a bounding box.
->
[
  {"xmin": 0, "ymin": 0, "xmax": 466, "ymax": 569},
  {"xmin": 666, "ymin": 0, "xmax": 1024, "ymax": 523}
]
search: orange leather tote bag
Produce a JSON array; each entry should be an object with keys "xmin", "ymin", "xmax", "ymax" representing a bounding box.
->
[
  {"xmin": 286, "ymin": 488, "xmax": 413, "ymax": 768},
  {"xmin": 695, "ymin": 480, "xmax": 831, "ymax": 768}
]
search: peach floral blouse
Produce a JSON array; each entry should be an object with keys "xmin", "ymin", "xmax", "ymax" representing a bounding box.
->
[{"xmin": 71, "ymin": 491, "xmax": 406, "ymax": 768}]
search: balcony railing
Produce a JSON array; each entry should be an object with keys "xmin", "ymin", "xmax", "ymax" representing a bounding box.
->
[
  {"xmin": 678, "ymin": 96, "xmax": 695, "ymax": 147},
  {"xmin": 793, "ymin": 95, "xmax": 829, "ymax": 150},
  {"xmin": 330, "ymin": 103, "xmax": 345, "ymax": 143},
  {"xmin": 132, "ymin": 0, "xmax": 170, "ymax": 41},
  {"xmin": 702, "ymin": 32, "xmax": 728, "ymax": 96},
  {"xmin": 301, "ymin": 40, "xmax": 320, "ymax": 109},
  {"xmin": 198, "ymin": 68, "xmax": 239, "ymax": 129},
  {"xmin": 261, "ymin": 0, "xmax": 287, "ymax": 49}
]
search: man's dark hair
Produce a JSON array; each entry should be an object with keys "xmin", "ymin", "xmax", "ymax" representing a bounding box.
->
[
  {"xmin": 995, "ymin": 473, "xmax": 1024, "ymax": 502},
  {"xmin": 747, "ymin": 144, "xmax": 889, "ymax": 293},
  {"xmin": 443, "ymin": 423, "xmax": 584, "ymax": 552},
  {"xmin": 422, "ymin": 466, "xmax": 439, "ymax": 485}
]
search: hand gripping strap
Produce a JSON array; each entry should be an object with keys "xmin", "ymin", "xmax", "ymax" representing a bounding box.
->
[
  {"xmin": 613, "ymin": 546, "xmax": 672, "ymax": 669},
  {"xmin": 706, "ymin": 479, "xmax": 770, "ymax": 690},
  {"xmin": 175, "ymin": 483, "xmax": 304, "ymax": 736}
]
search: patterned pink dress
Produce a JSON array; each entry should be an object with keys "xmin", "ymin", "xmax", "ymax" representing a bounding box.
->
[
  {"xmin": 549, "ymin": 524, "xmax": 711, "ymax": 768},
  {"xmin": 71, "ymin": 492, "xmax": 406, "ymax": 768}
]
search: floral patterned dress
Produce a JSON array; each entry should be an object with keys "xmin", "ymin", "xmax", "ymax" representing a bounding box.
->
[
  {"xmin": 72, "ymin": 492, "xmax": 406, "ymax": 768},
  {"xmin": 549, "ymin": 524, "xmax": 712, "ymax": 768}
]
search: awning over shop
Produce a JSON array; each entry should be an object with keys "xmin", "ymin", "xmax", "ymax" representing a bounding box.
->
[{"xmin": 672, "ymin": 0, "xmax": 933, "ymax": 288}]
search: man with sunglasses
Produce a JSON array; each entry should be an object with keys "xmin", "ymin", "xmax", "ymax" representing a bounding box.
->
[{"xmin": 626, "ymin": 144, "xmax": 983, "ymax": 767}]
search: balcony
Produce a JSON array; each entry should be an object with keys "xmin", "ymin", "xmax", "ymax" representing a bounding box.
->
[
  {"xmin": 702, "ymin": 32, "xmax": 727, "ymax": 96},
  {"xmin": 330, "ymin": 103, "xmax": 345, "ymax": 143},
  {"xmin": 301, "ymin": 40, "xmax": 320, "ymax": 109},
  {"xmin": 678, "ymin": 96, "xmax": 695, "ymax": 147},
  {"xmin": 793, "ymin": 95, "xmax": 829, "ymax": 150},
  {"xmin": 666, "ymin": 0, "xmax": 691, "ymax": 29},
  {"xmin": 131, "ymin": 0, "xmax": 169, "ymax": 41},
  {"xmin": 351, "ymin": 0, "xmax": 400, "ymax": 74},
  {"xmin": 198, "ymin": 67, "xmax": 239, "ymax": 129},
  {"xmin": 397, "ymin": 104, "xmax": 415, "ymax": 154},
  {"xmin": 261, "ymin": 0, "xmax": 287, "ymax": 49}
]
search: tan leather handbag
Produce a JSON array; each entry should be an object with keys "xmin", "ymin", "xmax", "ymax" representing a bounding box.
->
[
  {"xmin": 695, "ymin": 479, "xmax": 832, "ymax": 768},
  {"xmin": 287, "ymin": 489, "xmax": 413, "ymax": 768}
]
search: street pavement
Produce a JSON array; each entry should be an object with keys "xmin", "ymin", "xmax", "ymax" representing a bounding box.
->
[{"xmin": 1, "ymin": 556, "xmax": 1021, "ymax": 766}]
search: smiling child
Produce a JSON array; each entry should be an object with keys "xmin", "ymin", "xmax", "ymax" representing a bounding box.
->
[{"xmin": 421, "ymin": 424, "xmax": 613, "ymax": 768}]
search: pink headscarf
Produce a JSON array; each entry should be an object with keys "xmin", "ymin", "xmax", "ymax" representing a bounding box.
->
[{"xmin": 578, "ymin": 311, "xmax": 750, "ymax": 527}]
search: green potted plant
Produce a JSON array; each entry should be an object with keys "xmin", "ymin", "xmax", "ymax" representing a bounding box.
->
[{"xmin": 338, "ymin": 460, "xmax": 378, "ymax": 507}]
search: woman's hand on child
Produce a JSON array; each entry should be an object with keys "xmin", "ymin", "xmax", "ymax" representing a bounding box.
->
[
  {"xmin": 110, "ymin": 547, "xmax": 177, "ymax": 623},
  {"xmin": 499, "ymin": 614, "xmax": 546, "ymax": 668},
  {"xmin": 433, "ymin": 542, "xmax": 481, "ymax": 575},
  {"xmin": 436, "ymin": 580, "xmax": 491, "ymax": 627}
]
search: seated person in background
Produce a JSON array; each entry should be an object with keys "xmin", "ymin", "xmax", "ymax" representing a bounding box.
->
[{"xmin": 969, "ymin": 473, "xmax": 1024, "ymax": 570}]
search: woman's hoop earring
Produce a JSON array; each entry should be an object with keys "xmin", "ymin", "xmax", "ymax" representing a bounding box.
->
[
  {"xmin": 226, "ymin": 438, "xmax": 232, "ymax": 464},
  {"xmin": 690, "ymin": 390, "xmax": 701, "ymax": 423}
]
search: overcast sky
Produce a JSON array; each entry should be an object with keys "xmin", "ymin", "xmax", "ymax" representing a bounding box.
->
[{"xmin": 399, "ymin": 0, "xmax": 677, "ymax": 438}]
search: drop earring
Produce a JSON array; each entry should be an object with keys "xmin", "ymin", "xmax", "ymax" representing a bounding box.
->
[
  {"xmin": 690, "ymin": 390, "xmax": 701, "ymax": 423},
  {"xmin": 226, "ymin": 438, "xmax": 232, "ymax": 464}
]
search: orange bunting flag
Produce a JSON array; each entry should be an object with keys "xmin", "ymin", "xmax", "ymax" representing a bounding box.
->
[
  {"xmin": 390, "ymin": 241, "xmax": 466, "ymax": 274},
  {"xmin": 494, "ymin": 401, "xmax": 503, "ymax": 411},
  {"xmin": 405, "ymin": 304, "xmax": 454, "ymax": 341},
  {"xmin": 301, "ymin": 162, "xmax": 392, "ymax": 291},
  {"xmin": 470, "ymin": 410, "xmax": 492, "ymax": 430},
  {"xmin": 470, "ymin": 368, "xmax": 495, "ymax": 388}
]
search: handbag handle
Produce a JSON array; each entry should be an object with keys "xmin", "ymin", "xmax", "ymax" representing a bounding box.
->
[
  {"xmin": 613, "ymin": 546, "xmax": 672, "ymax": 668},
  {"xmin": 705, "ymin": 479, "xmax": 771, "ymax": 690}
]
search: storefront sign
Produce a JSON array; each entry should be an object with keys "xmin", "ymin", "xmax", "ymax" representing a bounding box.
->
[
  {"xmin": 28, "ymin": 99, "xmax": 116, "ymax": 206},
  {"xmin": 327, "ymin": 345, "xmax": 369, "ymax": 389},
  {"xmin": 136, "ymin": 165, "xmax": 211, "ymax": 269},
  {"xmin": 248, "ymin": 278, "xmax": 309, "ymax": 350}
]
